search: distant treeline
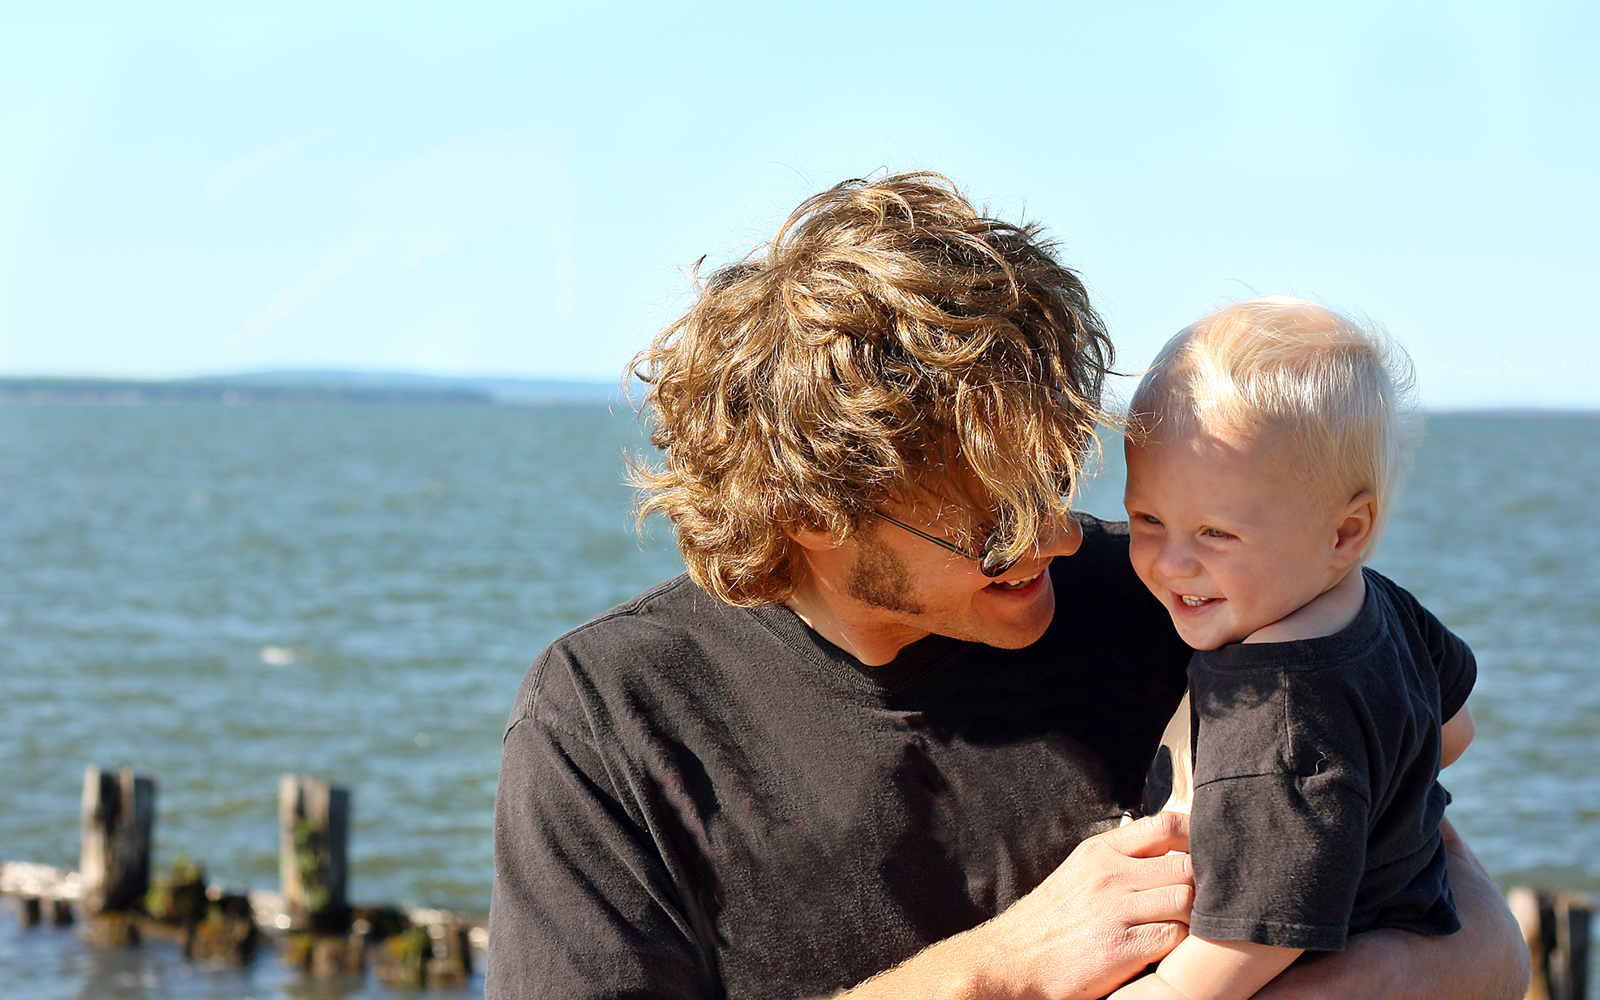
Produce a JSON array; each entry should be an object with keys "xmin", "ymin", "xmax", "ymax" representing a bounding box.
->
[{"xmin": 0, "ymin": 372, "xmax": 627, "ymax": 407}]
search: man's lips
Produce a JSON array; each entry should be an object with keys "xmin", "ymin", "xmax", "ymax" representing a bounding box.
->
[{"xmin": 989, "ymin": 568, "xmax": 1045, "ymax": 592}]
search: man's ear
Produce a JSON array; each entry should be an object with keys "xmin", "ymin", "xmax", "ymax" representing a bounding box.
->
[
  {"xmin": 1331, "ymin": 490, "xmax": 1377, "ymax": 566},
  {"xmin": 787, "ymin": 523, "xmax": 846, "ymax": 552}
]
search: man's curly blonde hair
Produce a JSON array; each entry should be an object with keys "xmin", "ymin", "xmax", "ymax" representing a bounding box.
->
[{"xmin": 630, "ymin": 172, "xmax": 1115, "ymax": 607}]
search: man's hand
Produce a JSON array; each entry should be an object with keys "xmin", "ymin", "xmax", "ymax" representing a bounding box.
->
[
  {"xmin": 1252, "ymin": 820, "xmax": 1531, "ymax": 1000},
  {"xmin": 976, "ymin": 812, "xmax": 1195, "ymax": 999},
  {"xmin": 842, "ymin": 812, "xmax": 1194, "ymax": 1000}
]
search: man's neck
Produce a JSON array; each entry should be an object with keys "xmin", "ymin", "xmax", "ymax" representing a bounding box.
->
[{"xmin": 783, "ymin": 576, "xmax": 929, "ymax": 667}]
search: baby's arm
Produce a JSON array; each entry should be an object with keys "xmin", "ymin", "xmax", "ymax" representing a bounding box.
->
[
  {"xmin": 1441, "ymin": 705, "xmax": 1475, "ymax": 768},
  {"xmin": 1108, "ymin": 935, "xmax": 1302, "ymax": 1000}
]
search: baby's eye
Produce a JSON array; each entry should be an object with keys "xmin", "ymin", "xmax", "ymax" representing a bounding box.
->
[{"xmin": 1201, "ymin": 527, "xmax": 1233, "ymax": 539}]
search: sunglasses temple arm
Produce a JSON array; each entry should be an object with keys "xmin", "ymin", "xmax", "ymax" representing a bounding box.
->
[{"xmin": 867, "ymin": 511, "xmax": 976, "ymax": 561}]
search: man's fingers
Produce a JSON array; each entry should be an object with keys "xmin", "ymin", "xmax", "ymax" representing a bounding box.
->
[
  {"xmin": 1124, "ymin": 880, "xmax": 1195, "ymax": 927},
  {"xmin": 1126, "ymin": 918, "xmax": 1191, "ymax": 965},
  {"xmin": 1138, "ymin": 849, "xmax": 1193, "ymax": 891},
  {"xmin": 1090, "ymin": 853, "xmax": 1191, "ymax": 919},
  {"xmin": 1102, "ymin": 811, "xmax": 1191, "ymax": 858}
]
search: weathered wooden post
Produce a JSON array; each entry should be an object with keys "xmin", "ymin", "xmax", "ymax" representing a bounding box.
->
[
  {"xmin": 1, "ymin": 862, "xmax": 80, "ymax": 927},
  {"xmin": 1549, "ymin": 891, "xmax": 1590, "ymax": 1000},
  {"xmin": 426, "ymin": 918, "xmax": 473, "ymax": 986},
  {"xmin": 79, "ymin": 766, "xmax": 155, "ymax": 916},
  {"xmin": 375, "ymin": 925, "xmax": 430, "ymax": 987},
  {"xmin": 1514, "ymin": 886, "xmax": 1556, "ymax": 1000},
  {"xmin": 1511, "ymin": 886, "xmax": 1592, "ymax": 1000},
  {"xmin": 278, "ymin": 774, "xmax": 350, "ymax": 933},
  {"xmin": 184, "ymin": 890, "xmax": 261, "ymax": 965}
]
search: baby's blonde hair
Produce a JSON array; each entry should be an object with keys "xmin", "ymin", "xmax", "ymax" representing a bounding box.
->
[{"xmin": 1128, "ymin": 297, "xmax": 1421, "ymax": 558}]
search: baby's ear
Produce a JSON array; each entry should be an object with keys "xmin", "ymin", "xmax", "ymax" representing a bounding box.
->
[{"xmin": 1332, "ymin": 490, "xmax": 1377, "ymax": 565}]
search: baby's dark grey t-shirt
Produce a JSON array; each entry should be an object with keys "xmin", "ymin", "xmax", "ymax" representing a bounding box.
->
[{"xmin": 1186, "ymin": 569, "xmax": 1476, "ymax": 951}]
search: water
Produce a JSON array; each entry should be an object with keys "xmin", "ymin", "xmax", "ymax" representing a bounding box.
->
[
  {"xmin": 2, "ymin": 404, "xmax": 1597, "ymax": 996},
  {"xmin": 0, "ymin": 403, "xmax": 683, "ymax": 998}
]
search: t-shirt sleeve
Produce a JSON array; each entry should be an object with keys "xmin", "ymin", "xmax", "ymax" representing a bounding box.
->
[
  {"xmin": 1430, "ymin": 618, "xmax": 1476, "ymax": 722},
  {"xmin": 486, "ymin": 650, "xmax": 720, "ymax": 1000},
  {"xmin": 1188, "ymin": 769, "xmax": 1370, "ymax": 951},
  {"xmin": 1378, "ymin": 571, "xmax": 1477, "ymax": 720},
  {"xmin": 1187, "ymin": 657, "xmax": 1373, "ymax": 952}
]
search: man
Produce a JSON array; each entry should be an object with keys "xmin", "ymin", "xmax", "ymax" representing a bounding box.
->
[{"xmin": 487, "ymin": 173, "xmax": 1528, "ymax": 999}]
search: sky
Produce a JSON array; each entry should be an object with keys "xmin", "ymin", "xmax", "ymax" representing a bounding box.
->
[{"xmin": 1, "ymin": 1, "xmax": 1596, "ymax": 410}]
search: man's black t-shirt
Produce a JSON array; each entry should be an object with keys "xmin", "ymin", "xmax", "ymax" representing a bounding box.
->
[{"xmin": 487, "ymin": 515, "xmax": 1189, "ymax": 1000}]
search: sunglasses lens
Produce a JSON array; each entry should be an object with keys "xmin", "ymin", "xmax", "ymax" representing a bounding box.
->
[
  {"xmin": 980, "ymin": 556, "xmax": 1014, "ymax": 578},
  {"xmin": 978, "ymin": 532, "xmax": 1015, "ymax": 578}
]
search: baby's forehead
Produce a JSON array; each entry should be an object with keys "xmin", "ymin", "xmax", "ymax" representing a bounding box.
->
[
  {"xmin": 1129, "ymin": 413, "xmax": 1287, "ymax": 459},
  {"xmin": 1131, "ymin": 419, "xmax": 1347, "ymax": 504}
]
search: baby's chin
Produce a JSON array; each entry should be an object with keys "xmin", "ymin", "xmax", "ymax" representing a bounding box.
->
[{"xmin": 1168, "ymin": 615, "xmax": 1253, "ymax": 651}]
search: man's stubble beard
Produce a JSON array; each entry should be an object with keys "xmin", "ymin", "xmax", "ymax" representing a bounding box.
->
[{"xmin": 846, "ymin": 529, "xmax": 926, "ymax": 615}]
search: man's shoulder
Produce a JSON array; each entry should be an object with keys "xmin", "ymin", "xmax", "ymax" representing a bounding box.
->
[
  {"xmin": 555, "ymin": 572, "xmax": 719, "ymax": 645},
  {"xmin": 535, "ymin": 571, "xmax": 742, "ymax": 671},
  {"xmin": 1041, "ymin": 510, "xmax": 1185, "ymax": 682},
  {"xmin": 1051, "ymin": 512, "xmax": 1142, "ymax": 604},
  {"xmin": 1066, "ymin": 511, "xmax": 1130, "ymax": 561},
  {"xmin": 507, "ymin": 573, "xmax": 762, "ymax": 732}
]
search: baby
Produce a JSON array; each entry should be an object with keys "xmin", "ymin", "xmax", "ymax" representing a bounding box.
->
[{"xmin": 1111, "ymin": 298, "xmax": 1477, "ymax": 1000}]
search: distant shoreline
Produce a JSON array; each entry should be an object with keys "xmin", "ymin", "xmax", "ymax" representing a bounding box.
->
[
  {"xmin": 2, "ymin": 374, "xmax": 1591, "ymax": 416},
  {"xmin": 0, "ymin": 372, "xmax": 628, "ymax": 408},
  {"xmin": 1424, "ymin": 407, "xmax": 1600, "ymax": 419}
]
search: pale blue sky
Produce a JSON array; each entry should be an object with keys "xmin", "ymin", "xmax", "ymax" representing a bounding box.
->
[{"xmin": 2, "ymin": 1, "xmax": 1595, "ymax": 408}]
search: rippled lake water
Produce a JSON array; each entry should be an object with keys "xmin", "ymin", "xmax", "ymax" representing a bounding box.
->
[{"xmin": 2, "ymin": 404, "xmax": 1596, "ymax": 997}]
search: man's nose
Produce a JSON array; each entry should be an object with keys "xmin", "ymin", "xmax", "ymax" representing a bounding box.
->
[{"xmin": 1043, "ymin": 512, "xmax": 1083, "ymax": 558}]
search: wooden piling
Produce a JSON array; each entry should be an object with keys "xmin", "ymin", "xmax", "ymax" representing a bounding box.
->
[
  {"xmin": 1511, "ymin": 885, "xmax": 1593, "ymax": 1000},
  {"xmin": 425, "ymin": 918, "xmax": 473, "ymax": 986},
  {"xmin": 1, "ymin": 862, "xmax": 81, "ymax": 926},
  {"xmin": 0, "ymin": 767, "xmax": 487, "ymax": 983},
  {"xmin": 278, "ymin": 774, "xmax": 350, "ymax": 933},
  {"xmin": 186, "ymin": 890, "xmax": 260, "ymax": 964},
  {"xmin": 79, "ymin": 766, "xmax": 154, "ymax": 916},
  {"xmin": 374, "ymin": 925, "xmax": 430, "ymax": 987}
]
